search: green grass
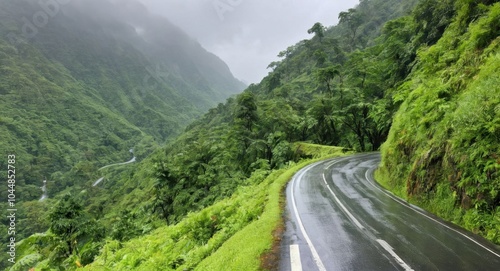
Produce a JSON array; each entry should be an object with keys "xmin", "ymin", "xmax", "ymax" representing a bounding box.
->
[
  {"xmin": 197, "ymin": 160, "xmax": 322, "ymax": 270},
  {"xmin": 294, "ymin": 142, "xmax": 352, "ymax": 159},
  {"xmin": 75, "ymin": 144, "xmax": 346, "ymax": 271}
]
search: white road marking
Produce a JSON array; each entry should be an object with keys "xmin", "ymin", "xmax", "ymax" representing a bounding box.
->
[
  {"xmin": 291, "ymin": 155, "xmax": 498, "ymax": 271},
  {"xmin": 377, "ymin": 239, "xmax": 414, "ymax": 271},
  {"xmin": 364, "ymin": 168, "xmax": 500, "ymax": 259},
  {"xmin": 290, "ymin": 244, "xmax": 303, "ymax": 271},
  {"xmin": 324, "ymin": 157, "xmax": 348, "ymax": 170},
  {"xmin": 291, "ymin": 164, "xmax": 327, "ymax": 271},
  {"xmin": 322, "ymin": 173, "xmax": 365, "ymax": 230}
]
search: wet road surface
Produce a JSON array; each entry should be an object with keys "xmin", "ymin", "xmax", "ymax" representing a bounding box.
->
[{"xmin": 279, "ymin": 153, "xmax": 500, "ymax": 271}]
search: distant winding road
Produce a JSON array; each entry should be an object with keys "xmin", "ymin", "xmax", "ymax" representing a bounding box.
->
[
  {"xmin": 280, "ymin": 153, "xmax": 500, "ymax": 271},
  {"xmin": 93, "ymin": 148, "xmax": 136, "ymax": 186}
]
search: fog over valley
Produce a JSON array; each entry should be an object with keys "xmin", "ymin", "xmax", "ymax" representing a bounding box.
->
[{"xmin": 138, "ymin": 0, "xmax": 359, "ymax": 83}]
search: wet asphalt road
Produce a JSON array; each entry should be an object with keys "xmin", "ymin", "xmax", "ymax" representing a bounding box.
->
[{"xmin": 279, "ymin": 153, "xmax": 500, "ymax": 271}]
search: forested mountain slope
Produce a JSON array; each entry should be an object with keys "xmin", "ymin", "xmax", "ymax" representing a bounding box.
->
[
  {"xmin": 0, "ymin": 0, "xmax": 244, "ymax": 268},
  {"xmin": 0, "ymin": 0, "xmax": 244, "ymax": 199}
]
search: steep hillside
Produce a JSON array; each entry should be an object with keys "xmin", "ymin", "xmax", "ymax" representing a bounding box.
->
[
  {"xmin": 379, "ymin": 0, "xmax": 500, "ymax": 244},
  {"xmin": 0, "ymin": 0, "xmax": 244, "ymax": 199},
  {"xmin": 0, "ymin": 0, "xmax": 244, "ymax": 268}
]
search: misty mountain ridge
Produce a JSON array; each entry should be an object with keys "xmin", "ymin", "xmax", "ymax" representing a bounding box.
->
[
  {"xmin": 5, "ymin": 0, "xmax": 246, "ymax": 103},
  {"xmin": 0, "ymin": 0, "xmax": 245, "ymax": 200}
]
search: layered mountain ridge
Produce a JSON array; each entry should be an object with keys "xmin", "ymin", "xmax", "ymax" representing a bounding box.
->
[{"xmin": 0, "ymin": 0, "xmax": 245, "ymax": 199}]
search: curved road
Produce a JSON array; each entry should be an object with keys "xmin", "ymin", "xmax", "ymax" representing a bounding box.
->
[
  {"xmin": 280, "ymin": 153, "xmax": 500, "ymax": 270},
  {"xmin": 93, "ymin": 148, "xmax": 136, "ymax": 186}
]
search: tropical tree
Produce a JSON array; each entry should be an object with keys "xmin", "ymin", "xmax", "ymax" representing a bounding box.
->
[
  {"xmin": 338, "ymin": 8, "xmax": 363, "ymax": 47},
  {"xmin": 235, "ymin": 91, "xmax": 258, "ymax": 132},
  {"xmin": 151, "ymin": 162, "xmax": 177, "ymax": 222},
  {"xmin": 308, "ymin": 22, "xmax": 326, "ymax": 41},
  {"xmin": 48, "ymin": 194, "xmax": 103, "ymax": 258},
  {"xmin": 316, "ymin": 65, "xmax": 341, "ymax": 97}
]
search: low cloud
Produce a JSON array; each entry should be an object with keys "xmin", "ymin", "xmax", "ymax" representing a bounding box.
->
[{"xmin": 139, "ymin": 0, "xmax": 359, "ymax": 83}]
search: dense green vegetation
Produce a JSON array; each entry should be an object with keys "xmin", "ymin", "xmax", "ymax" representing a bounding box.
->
[
  {"xmin": 0, "ymin": 0, "xmax": 244, "ymax": 269},
  {"xmin": 9, "ymin": 0, "xmax": 421, "ymax": 269},
  {"xmin": 10, "ymin": 144, "xmax": 346, "ymax": 271},
  {"xmin": 379, "ymin": 0, "xmax": 500, "ymax": 244},
  {"xmin": 5, "ymin": 0, "xmax": 500, "ymax": 269},
  {"xmin": 0, "ymin": 0, "xmax": 244, "ymax": 199}
]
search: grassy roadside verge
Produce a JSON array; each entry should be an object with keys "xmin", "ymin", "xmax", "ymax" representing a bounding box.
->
[
  {"xmin": 76, "ymin": 144, "xmax": 347, "ymax": 271},
  {"xmin": 196, "ymin": 144, "xmax": 350, "ymax": 270}
]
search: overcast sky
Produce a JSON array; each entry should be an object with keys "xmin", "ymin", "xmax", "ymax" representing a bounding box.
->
[{"xmin": 139, "ymin": 0, "xmax": 359, "ymax": 84}]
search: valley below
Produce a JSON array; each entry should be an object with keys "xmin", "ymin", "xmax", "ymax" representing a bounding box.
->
[{"xmin": 1, "ymin": 0, "xmax": 500, "ymax": 270}]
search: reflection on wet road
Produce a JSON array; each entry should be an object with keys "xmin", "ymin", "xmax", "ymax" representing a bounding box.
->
[{"xmin": 280, "ymin": 153, "xmax": 500, "ymax": 271}]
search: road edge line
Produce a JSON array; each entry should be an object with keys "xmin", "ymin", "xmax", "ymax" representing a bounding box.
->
[
  {"xmin": 364, "ymin": 167, "xmax": 500, "ymax": 259},
  {"xmin": 291, "ymin": 164, "xmax": 327, "ymax": 271}
]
